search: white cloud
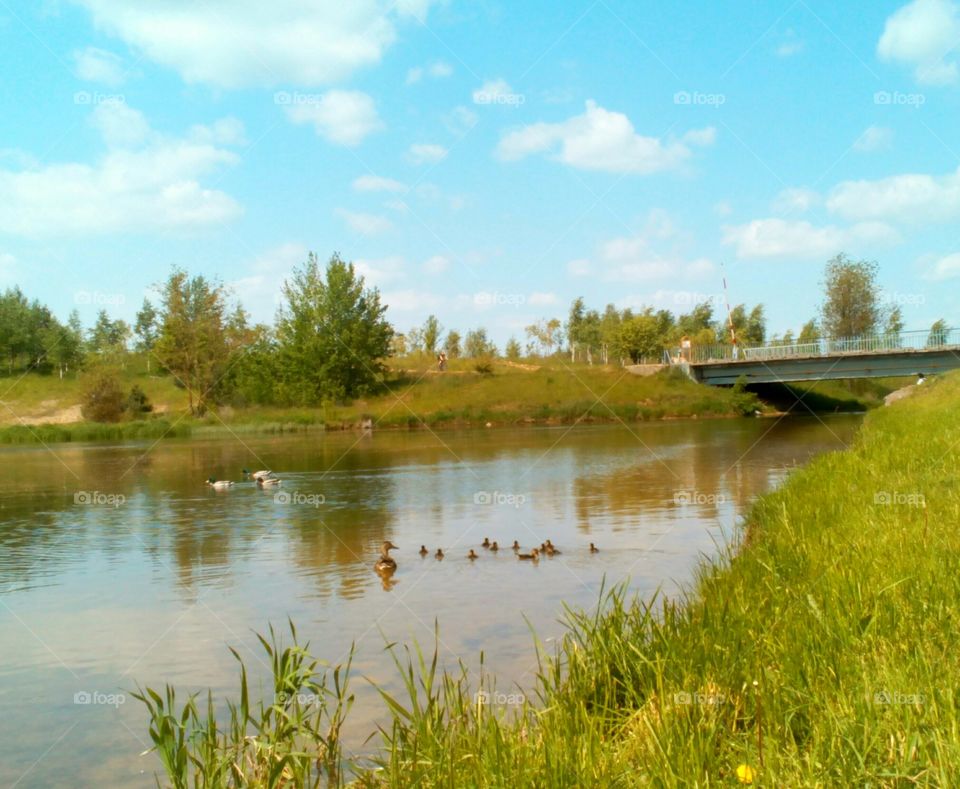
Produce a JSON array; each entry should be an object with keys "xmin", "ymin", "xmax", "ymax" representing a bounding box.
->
[
  {"xmin": 189, "ymin": 117, "xmax": 247, "ymax": 146},
  {"xmin": 406, "ymin": 60, "xmax": 452, "ymax": 84},
  {"xmin": 352, "ymin": 174, "xmax": 406, "ymax": 193},
  {"xmin": 407, "ymin": 143, "xmax": 448, "ymax": 165},
  {"xmin": 73, "ymin": 46, "xmax": 128, "ymax": 85},
  {"xmin": 496, "ymin": 101, "xmax": 714, "ymax": 174},
  {"xmin": 443, "ymin": 106, "xmax": 478, "ymax": 136},
  {"xmin": 383, "ymin": 289, "xmax": 443, "ymax": 312},
  {"xmin": 713, "ymin": 200, "xmax": 733, "ymax": 217},
  {"xmin": 528, "ymin": 292, "xmax": 559, "ymax": 306},
  {"xmin": 772, "ymin": 187, "xmax": 820, "ymax": 214},
  {"xmin": 422, "ymin": 255, "xmax": 450, "ymax": 273},
  {"xmin": 230, "ymin": 242, "xmax": 307, "ymax": 318},
  {"xmin": 567, "ymin": 258, "xmax": 592, "ymax": 276},
  {"xmin": 0, "ymin": 104, "xmax": 241, "ymax": 237},
  {"xmin": 878, "ymin": 0, "xmax": 960, "ymax": 84},
  {"xmin": 853, "ymin": 125, "xmax": 894, "ymax": 153},
  {"xmin": 472, "ymin": 78, "xmax": 522, "ymax": 105},
  {"xmin": 826, "ymin": 166, "xmax": 960, "ymax": 223},
  {"xmin": 775, "ymin": 29, "xmax": 804, "ymax": 57},
  {"xmin": 722, "ymin": 218, "xmax": 900, "ymax": 260},
  {"xmin": 924, "ymin": 251, "xmax": 960, "ymax": 279},
  {"xmin": 336, "ymin": 208, "xmax": 393, "ymax": 235},
  {"xmin": 74, "ymin": 0, "xmax": 437, "ymax": 88},
  {"xmin": 284, "ymin": 90, "xmax": 382, "ymax": 146},
  {"xmin": 354, "ymin": 255, "xmax": 405, "ymax": 285}
]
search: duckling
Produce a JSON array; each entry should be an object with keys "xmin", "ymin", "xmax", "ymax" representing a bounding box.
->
[
  {"xmin": 545, "ymin": 539, "xmax": 554, "ymax": 550},
  {"xmin": 435, "ymin": 548, "xmax": 445, "ymax": 560},
  {"xmin": 256, "ymin": 476, "xmax": 281, "ymax": 487},
  {"xmin": 243, "ymin": 469, "xmax": 273, "ymax": 480},
  {"xmin": 205, "ymin": 478, "xmax": 234, "ymax": 490},
  {"xmin": 482, "ymin": 537, "xmax": 491, "ymax": 549},
  {"xmin": 512, "ymin": 540, "xmax": 520, "ymax": 552},
  {"xmin": 467, "ymin": 549, "xmax": 479, "ymax": 560},
  {"xmin": 540, "ymin": 542, "xmax": 547, "ymax": 552},
  {"xmin": 518, "ymin": 548, "xmax": 540, "ymax": 561},
  {"xmin": 374, "ymin": 541, "xmax": 398, "ymax": 573},
  {"xmin": 589, "ymin": 542, "xmax": 599, "ymax": 553},
  {"xmin": 419, "ymin": 545, "xmax": 429, "ymax": 556},
  {"xmin": 545, "ymin": 546, "xmax": 561, "ymax": 556},
  {"xmin": 490, "ymin": 541, "xmax": 499, "ymax": 552}
]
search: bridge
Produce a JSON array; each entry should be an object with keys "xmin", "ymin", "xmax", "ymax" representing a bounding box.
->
[{"xmin": 673, "ymin": 328, "xmax": 960, "ymax": 386}]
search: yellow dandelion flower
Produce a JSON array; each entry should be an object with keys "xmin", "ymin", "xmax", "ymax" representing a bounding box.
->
[{"xmin": 735, "ymin": 763, "xmax": 755, "ymax": 784}]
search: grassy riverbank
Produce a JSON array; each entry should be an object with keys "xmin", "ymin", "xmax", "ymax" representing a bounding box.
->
[
  {"xmin": 0, "ymin": 356, "xmax": 904, "ymax": 444},
  {"xmin": 137, "ymin": 372, "xmax": 958, "ymax": 785}
]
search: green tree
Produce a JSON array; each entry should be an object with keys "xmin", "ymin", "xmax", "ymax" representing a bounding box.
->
[
  {"xmin": 505, "ymin": 337, "xmax": 521, "ymax": 360},
  {"xmin": 619, "ymin": 310, "xmax": 664, "ymax": 363},
  {"xmin": 928, "ymin": 318, "xmax": 949, "ymax": 347},
  {"xmin": 798, "ymin": 319, "xmax": 820, "ymax": 344},
  {"xmin": 443, "ymin": 330, "xmax": 461, "ymax": 359},
  {"xmin": 524, "ymin": 318, "xmax": 562, "ymax": 356},
  {"xmin": 276, "ymin": 252, "xmax": 393, "ymax": 403},
  {"xmin": 820, "ymin": 254, "xmax": 882, "ymax": 338},
  {"xmin": 421, "ymin": 315, "xmax": 442, "ymax": 355},
  {"xmin": 43, "ymin": 312, "xmax": 85, "ymax": 379},
  {"xmin": 155, "ymin": 269, "xmax": 232, "ymax": 415},
  {"xmin": 464, "ymin": 327, "xmax": 496, "ymax": 358},
  {"xmin": 135, "ymin": 299, "xmax": 159, "ymax": 371},
  {"xmin": 88, "ymin": 309, "xmax": 130, "ymax": 362}
]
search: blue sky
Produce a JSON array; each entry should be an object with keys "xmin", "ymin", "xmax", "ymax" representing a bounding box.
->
[{"xmin": 1, "ymin": 0, "xmax": 959, "ymax": 344}]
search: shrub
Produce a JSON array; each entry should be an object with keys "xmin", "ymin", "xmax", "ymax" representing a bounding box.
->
[
  {"xmin": 81, "ymin": 375, "xmax": 126, "ymax": 422},
  {"xmin": 126, "ymin": 385, "xmax": 153, "ymax": 415}
]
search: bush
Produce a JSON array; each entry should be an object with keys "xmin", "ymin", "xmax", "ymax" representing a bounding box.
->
[
  {"xmin": 473, "ymin": 359, "xmax": 494, "ymax": 375},
  {"xmin": 81, "ymin": 375, "xmax": 126, "ymax": 422},
  {"xmin": 126, "ymin": 385, "xmax": 153, "ymax": 415}
]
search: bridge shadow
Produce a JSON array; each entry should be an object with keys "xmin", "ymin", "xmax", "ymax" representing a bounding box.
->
[{"xmin": 747, "ymin": 379, "xmax": 907, "ymax": 413}]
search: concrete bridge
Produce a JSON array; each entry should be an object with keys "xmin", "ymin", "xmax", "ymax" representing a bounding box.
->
[{"xmin": 676, "ymin": 328, "xmax": 960, "ymax": 385}]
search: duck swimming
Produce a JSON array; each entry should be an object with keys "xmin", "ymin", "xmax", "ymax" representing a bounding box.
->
[
  {"xmin": 435, "ymin": 548, "xmax": 445, "ymax": 560},
  {"xmin": 419, "ymin": 545, "xmax": 429, "ymax": 556},
  {"xmin": 256, "ymin": 476, "xmax": 281, "ymax": 487},
  {"xmin": 518, "ymin": 548, "xmax": 539, "ymax": 561},
  {"xmin": 243, "ymin": 469, "xmax": 273, "ymax": 480},
  {"xmin": 467, "ymin": 549, "xmax": 479, "ymax": 560},
  {"xmin": 589, "ymin": 542, "xmax": 599, "ymax": 553},
  {"xmin": 489, "ymin": 541, "xmax": 499, "ymax": 552},
  {"xmin": 374, "ymin": 541, "xmax": 398, "ymax": 573},
  {"xmin": 512, "ymin": 540, "xmax": 520, "ymax": 552},
  {"xmin": 205, "ymin": 478, "xmax": 234, "ymax": 490},
  {"xmin": 482, "ymin": 537, "xmax": 491, "ymax": 548}
]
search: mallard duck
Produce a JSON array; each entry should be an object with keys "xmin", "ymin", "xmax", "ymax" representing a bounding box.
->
[
  {"xmin": 435, "ymin": 548, "xmax": 444, "ymax": 560},
  {"xmin": 518, "ymin": 548, "xmax": 539, "ymax": 561},
  {"xmin": 374, "ymin": 541, "xmax": 398, "ymax": 573},
  {"xmin": 419, "ymin": 545, "xmax": 429, "ymax": 556},
  {"xmin": 205, "ymin": 478, "xmax": 234, "ymax": 490},
  {"xmin": 482, "ymin": 537, "xmax": 491, "ymax": 548},
  {"xmin": 489, "ymin": 541, "xmax": 499, "ymax": 552},
  {"xmin": 243, "ymin": 469, "xmax": 273, "ymax": 480},
  {"xmin": 589, "ymin": 542, "xmax": 599, "ymax": 553},
  {"xmin": 257, "ymin": 476, "xmax": 281, "ymax": 487},
  {"xmin": 467, "ymin": 549, "xmax": 479, "ymax": 560},
  {"xmin": 512, "ymin": 540, "xmax": 520, "ymax": 552}
]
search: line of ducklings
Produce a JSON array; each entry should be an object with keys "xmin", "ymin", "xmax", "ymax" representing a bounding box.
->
[{"xmin": 375, "ymin": 537, "xmax": 600, "ymax": 573}]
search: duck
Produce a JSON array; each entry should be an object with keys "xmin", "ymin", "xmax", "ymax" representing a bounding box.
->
[
  {"xmin": 482, "ymin": 537, "xmax": 491, "ymax": 549},
  {"xmin": 589, "ymin": 542, "xmax": 600, "ymax": 553},
  {"xmin": 374, "ymin": 541, "xmax": 398, "ymax": 573},
  {"xmin": 205, "ymin": 478, "xmax": 234, "ymax": 490},
  {"xmin": 545, "ymin": 546, "xmax": 561, "ymax": 556},
  {"xmin": 256, "ymin": 476, "xmax": 281, "ymax": 487},
  {"xmin": 489, "ymin": 541, "xmax": 499, "ymax": 552},
  {"xmin": 435, "ymin": 548, "xmax": 445, "ymax": 560},
  {"xmin": 512, "ymin": 540, "xmax": 520, "ymax": 552},
  {"xmin": 467, "ymin": 549, "xmax": 479, "ymax": 560},
  {"xmin": 243, "ymin": 469, "xmax": 273, "ymax": 480},
  {"xmin": 518, "ymin": 548, "xmax": 539, "ymax": 561},
  {"xmin": 419, "ymin": 545, "xmax": 429, "ymax": 557}
]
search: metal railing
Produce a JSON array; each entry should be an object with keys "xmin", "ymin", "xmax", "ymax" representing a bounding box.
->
[{"xmin": 677, "ymin": 328, "xmax": 960, "ymax": 365}]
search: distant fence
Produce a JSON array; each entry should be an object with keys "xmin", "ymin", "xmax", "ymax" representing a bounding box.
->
[{"xmin": 674, "ymin": 328, "xmax": 960, "ymax": 365}]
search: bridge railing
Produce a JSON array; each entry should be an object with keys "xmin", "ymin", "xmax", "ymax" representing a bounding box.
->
[{"xmin": 684, "ymin": 327, "xmax": 960, "ymax": 365}]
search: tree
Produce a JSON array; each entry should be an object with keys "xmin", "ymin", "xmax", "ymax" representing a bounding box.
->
[
  {"xmin": 464, "ymin": 327, "xmax": 496, "ymax": 358},
  {"xmin": 619, "ymin": 309, "xmax": 664, "ymax": 363},
  {"xmin": 422, "ymin": 315, "xmax": 442, "ymax": 355},
  {"xmin": 524, "ymin": 318, "xmax": 563, "ymax": 356},
  {"xmin": 883, "ymin": 305, "xmax": 904, "ymax": 336},
  {"xmin": 88, "ymin": 309, "xmax": 130, "ymax": 362},
  {"xmin": 43, "ymin": 312, "xmax": 85, "ymax": 379},
  {"xmin": 81, "ymin": 374, "xmax": 126, "ymax": 422},
  {"xmin": 798, "ymin": 319, "xmax": 820, "ymax": 344},
  {"xmin": 444, "ymin": 330, "xmax": 461, "ymax": 359},
  {"xmin": 928, "ymin": 319, "xmax": 949, "ymax": 347},
  {"xmin": 505, "ymin": 337, "xmax": 521, "ymax": 360},
  {"xmin": 155, "ymin": 269, "xmax": 232, "ymax": 415},
  {"xmin": 276, "ymin": 252, "xmax": 393, "ymax": 404},
  {"xmin": 820, "ymin": 254, "xmax": 882, "ymax": 338},
  {"xmin": 135, "ymin": 299, "xmax": 160, "ymax": 371},
  {"xmin": 744, "ymin": 305, "xmax": 766, "ymax": 344}
]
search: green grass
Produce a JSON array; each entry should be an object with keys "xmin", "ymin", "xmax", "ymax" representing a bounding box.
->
[{"xmin": 136, "ymin": 371, "xmax": 960, "ymax": 786}]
